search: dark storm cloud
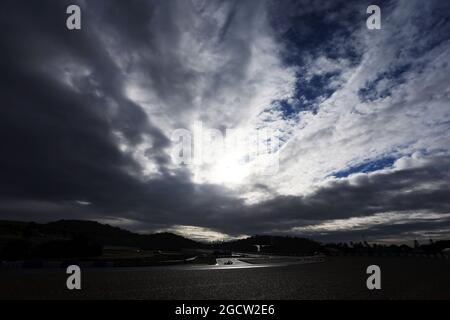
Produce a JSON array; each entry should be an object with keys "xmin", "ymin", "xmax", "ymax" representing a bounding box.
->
[
  {"xmin": 1, "ymin": 0, "xmax": 449, "ymax": 242},
  {"xmin": 0, "ymin": 0, "xmax": 245, "ymax": 228},
  {"xmin": 0, "ymin": 0, "xmax": 170, "ymax": 210},
  {"xmin": 84, "ymin": 0, "xmax": 267, "ymax": 127},
  {"xmin": 87, "ymin": 155, "xmax": 450, "ymax": 239},
  {"xmin": 239, "ymin": 156, "xmax": 450, "ymax": 233}
]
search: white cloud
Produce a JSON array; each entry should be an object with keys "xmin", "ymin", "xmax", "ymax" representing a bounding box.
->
[
  {"xmin": 292, "ymin": 211, "xmax": 450, "ymax": 233},
  {"xmin": 110, "ymin": 0, "xmax": 450, "ymax": 211},
  {"xmin": 158, "ymin": 225, "xmax": 247, "ymax": 243},
  {"xmin": 93, "ymin": 0, "xmax": 297, "ymax": 183},
  {"xmin": 247, "ymin": 0, "xmax": 450, "ymax": 200}
]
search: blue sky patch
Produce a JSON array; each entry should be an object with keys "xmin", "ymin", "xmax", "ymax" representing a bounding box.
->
[
  {"xmin": 358, "ymin": 64, "xmax": 412, "ymax": 102},
  {"xmin": 332, "ymin": 156, "xmax": 397, "ymax": 178}
]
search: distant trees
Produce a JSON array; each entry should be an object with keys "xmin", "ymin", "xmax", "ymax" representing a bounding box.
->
[
  {"xmin": 0, "ymin": 235, "xmax": 102, "ymax": 261},
  {"xmin": 213, "ymin": 235, "xmax": 450, "ymax": 256},
  {"xmin": 324, "ymin": 239, "xmax": 450, "ymax": 255}
]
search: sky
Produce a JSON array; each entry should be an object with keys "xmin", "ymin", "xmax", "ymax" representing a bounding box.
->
[{"xmin": 1, "ymin": 0, "xmax": 450, "ymax": 243}]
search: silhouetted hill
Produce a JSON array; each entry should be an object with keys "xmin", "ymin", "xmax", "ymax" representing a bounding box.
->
[
  {"xmin": 45, "ymin": 220, "xmax": 201, "ymax": 250},
  {"xmin": 0, "ymin": 220, "xmax": 202, "ymax": 254},
  {"xmin": 44, "ymin": 220, "xmax": 138, "ymax": 247},
  {"xmin": 2, "ymin": 220, "xmax": 449, "ymax": 260}
]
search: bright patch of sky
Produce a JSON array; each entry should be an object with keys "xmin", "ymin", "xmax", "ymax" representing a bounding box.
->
[{"xmin": 84, "ymin": 0, "xmax": 450, "ymax": 240}]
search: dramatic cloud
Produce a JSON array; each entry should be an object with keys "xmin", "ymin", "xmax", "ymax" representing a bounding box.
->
[{"xmin": 1, "ymin": 0, "xmax": 449, "ymax": 242}]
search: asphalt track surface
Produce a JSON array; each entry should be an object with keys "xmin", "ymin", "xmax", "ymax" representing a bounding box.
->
[{"xmin": 0, "ymin": 257, "xmax": 449, "ymax": 299}]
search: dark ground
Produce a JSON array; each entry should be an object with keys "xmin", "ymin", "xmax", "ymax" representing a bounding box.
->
[{"xmin": 0, "ymin": 257, "xmax": 449, "ymax": 300}]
